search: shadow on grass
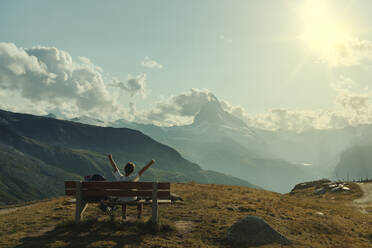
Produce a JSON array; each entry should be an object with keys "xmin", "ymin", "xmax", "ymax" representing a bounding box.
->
[{"xmin": 15, "ymin": 218, "xmax": 174, "ymax": 248}]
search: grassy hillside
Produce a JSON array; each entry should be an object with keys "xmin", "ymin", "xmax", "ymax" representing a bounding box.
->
[{"xmin": 0, "ymin": 182, "xmax": 371, "ymax": 248}]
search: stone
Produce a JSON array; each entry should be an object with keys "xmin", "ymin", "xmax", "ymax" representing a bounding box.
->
[
  {"xmin": 331, "ymin": 186, "xmax": 343, "ymax": 192},
  {"xmin": 290, "ymin": 179, "xmax": 331, "ymax": 194},
  {"xmin": 227, "ymin": 206, "xmax": 256, "ymax": 212},
  {"xmin": 226, "ymin": 207, "xmax": 238, "ymax": 211},
  {"xmin": 227, "ymin": 216, "xmax": 291, "ymax": 246},
  {"xmin": 238, "ymin": 206, "xmax": 256, "ymax": 212},
  {"xmin": 170, "ymin": 193, "xmax": 183, "ymax": 202},
  {"xmin": 314, "ymin": 187, "xmax": 326, "ymax": 195}
]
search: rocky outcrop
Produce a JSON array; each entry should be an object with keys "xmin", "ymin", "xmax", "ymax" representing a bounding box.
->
[
  {"xmin": 314, "ymin": 182, "xmax": 351, "ymax": 195},
  {"xmin": 290, "ymin": 179, "xmax": 331, "ymax": 194},
  {"xmin": 290, "ymin": 179, "xmax": 352, "ymax": 195},
  {"xmin": 227, "ymin": 216, "xmax": 290, "ymax": 246},
  {"xmin": 170, "ymin": 193, "xmax": 183, "ymax": 202}
]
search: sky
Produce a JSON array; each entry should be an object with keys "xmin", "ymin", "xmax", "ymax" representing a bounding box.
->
[{"xmin": 1, "ymin": 0, "xmax": 372, "ymax": 131}]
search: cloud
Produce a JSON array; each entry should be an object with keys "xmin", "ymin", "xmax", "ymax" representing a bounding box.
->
[
  {"xmin": 319, "ymin": 39, "xmax": 372, "ymax": 67},
  {"xmin": 330, "ymin": 75, "xmax": 355, "ymax": 91},
  {"xmin": 335, "ymin": 91, "xmax": 371, "ymax": 114},
  {"xmin": 122, "ymin": 87, "xmax": 359, "ymax": 131},
  {"xmin": 141, "ymin": 57, "xmax": 163, "ymax": 69},
  {"xmin": 331, "ymin": 75, "xmax": 372, "ymax": 118},
  {"xmin": 220, "ymin": 74, "xmax": 372, "ymax": 131},
  {"xmin": 127, "ymin": 88, "xmax": 217, "ymax": 126},
  {"xmin": 127, "ymin": 88, "xmax": 348, "ymax": 131},
  {"xmin": 151, "ymin": 88, "xmax": 215, "ymax": 115},
  {"xmin": 0, "ymin": 102, "xmax": 48, "ymax": 116},
  {"xmin": 221, "ymin": 103, "xmax": 360, "ymax": 132},
  {"xmin": 0, "ymin": 42, "xmax": 118, "ymax": 118},
  {"xmin": 110, "ymin": 74, "xmax": 146, "ymax": 97}
]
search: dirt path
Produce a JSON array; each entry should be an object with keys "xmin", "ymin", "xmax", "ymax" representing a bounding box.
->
[{"xmin": 354, "ymin": 182, "xmax": 372, "ymax": 214}]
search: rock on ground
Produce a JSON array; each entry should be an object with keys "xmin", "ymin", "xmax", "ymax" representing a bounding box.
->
[
  {"xmin": 170, "ymin": 193, "xmax": 183, "ymax": 202},
  {"xmin": 227, "ymin": 216, "xmax": 290, "ymax": 246}
]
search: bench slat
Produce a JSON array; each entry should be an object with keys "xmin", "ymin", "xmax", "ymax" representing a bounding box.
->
[
  {"xmin": 64, "ymin": 181, "xmax": 170, "ymax": 190},
  {"xmin": 64, "ymin": 181, "xmax": 76, "ymax": 188},
  {"xmin": 117, "ymin": 199, "xmax": 171, "ymax": 205},
  {"xmin": 65, "ymin": 189, "xmax": 170, "ymax": 198},
  {"xmin": 81, "ymin": 199, "xmax": 171, "ymax": 204}
]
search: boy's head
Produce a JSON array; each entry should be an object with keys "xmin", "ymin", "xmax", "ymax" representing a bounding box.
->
[{"xmin": 124, "ymin": 162, "xmax": 135, "ymax": 175}]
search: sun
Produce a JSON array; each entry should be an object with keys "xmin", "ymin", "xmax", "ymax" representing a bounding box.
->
[{"xmin": 297, "ymin": 0, "xmax": 353, "ymax": 65}]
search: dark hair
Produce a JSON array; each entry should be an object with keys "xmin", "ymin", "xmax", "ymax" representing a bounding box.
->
[{"xmin": 124, "ymin": 162, "xmax": 135, "ymax": 175}]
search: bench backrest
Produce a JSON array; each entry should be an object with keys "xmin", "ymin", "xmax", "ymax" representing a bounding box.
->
[{"xmin": 64, "ymin": 181, "xmax": 170, "ymax": 199}]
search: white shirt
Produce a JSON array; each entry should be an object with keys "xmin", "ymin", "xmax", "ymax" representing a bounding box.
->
[{"xmin": 113, "ymin": 171, "xmax": 139, "ymax": 202}]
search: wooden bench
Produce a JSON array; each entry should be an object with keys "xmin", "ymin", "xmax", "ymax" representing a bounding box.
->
[{"xmin": 64, "ymin": 181, "xmax": 171, "ymax": 224}]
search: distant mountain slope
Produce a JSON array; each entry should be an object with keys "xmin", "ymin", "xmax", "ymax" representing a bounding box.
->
[
  {"xmin": 251, "ymin": 126, "xmax": 363, "ymax": 176},
  {"xmin": 69, "ymin": 116, "xmax": 106, "ymax": 126},
  {"xmin": 0, "ymin": 143, "xmax": 79, "ymax": 205},
  {"xmin": 334, "ymin": 143, "xmax": 372, "ymax": 181},
  {"xmin": 0, "ymin": 109, "xmax": 257, "ymax": 205},
  {"xmin": 111, "ymin": 100, "xmax": 311, "ymax": 193}
]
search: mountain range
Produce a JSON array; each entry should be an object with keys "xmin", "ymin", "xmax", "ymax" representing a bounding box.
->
[
  {"xmin": 52, "ymin": 95, "xmax": 372, "ymax": 193},
  {"xmin": 110, "ymin": 99, "xmax": 314, "ymax": 193},
  {"xmin": 0, "ymin": 109, "xmax": 257, "ymax": 205}
]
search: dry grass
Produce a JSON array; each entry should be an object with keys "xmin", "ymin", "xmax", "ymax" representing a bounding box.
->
[{"xmin": 0, "ymin": 182, "xmax": 371, "ymax": 248}]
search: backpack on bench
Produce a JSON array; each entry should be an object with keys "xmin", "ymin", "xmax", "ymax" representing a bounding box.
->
[{"xmin": 84, "ymin": 174, "xmax": 107, "ymax": 202}]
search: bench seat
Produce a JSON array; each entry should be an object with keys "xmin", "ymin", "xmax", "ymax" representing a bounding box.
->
[{"xmin": 106, "ymin": 199, "xmax": 172, "ymax": 205}]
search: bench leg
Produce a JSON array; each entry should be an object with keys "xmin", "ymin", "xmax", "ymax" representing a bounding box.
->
[
  {"xmin": 152, "ymin": 182, "xmax": 158, "ymax": 226},
  {"xmin": 75, "ymin": 181, "xmax": 88, "ymax": 223},
  {"xmin": 75, "ymin": 200, "xmax": 88, "ymax": 223},
  {"xmin": 137, "ymin": 203, "xmax": 143, "ymax": 219},
  {"xmin": 121, "ymin": 204, "xmax": 127, "ymax": 220}
]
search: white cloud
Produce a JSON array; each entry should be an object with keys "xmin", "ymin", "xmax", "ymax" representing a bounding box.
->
[
  {"xmin": 150, "ymin": 88, "xmax": 215, "ymax": 116},
  {"xmin": 141, "ymin": 57, "xmax": 163, "ymax": 69},
  {"xmin": 0, "ymin": 42, "xmax": 118, "ymax": 118},
  {"xmin": 110, "ymin": 74, "xmax": 147, "ymax": 97},
  {"xmin": 3, "ymin": 41, "xmax": 372, "ymax": 132},
  {"xmin": 78, "ymin": 56, "xmax": 104, "ymax": 72},
  {"xmin": 0, "ymin": 102, "xmax": 48, "ymax": 116},
  {"xmin": 335, "ymin": 91, "xmax": 371, "ymax": 114},
  {"xmin": 122, "ymin": 87, "xmax": 369, "ymax": 131},
  {"xmin": 220, "ymin": 74, "xmax": 372, "ymax": 132},
  {"xmin": 127, "ymin": 88, "xmax": 355, "ymax": 132},
  {"xmin": 330, "ymin": 75, "xmax": 355, "ymax": 91},
  {"xmin": 126, "ymin": 88, "xmax": 217, "ymax": 126},
  {"xmin": 318, "ymin": 39, "xmax": 372, "ymax": 67}
]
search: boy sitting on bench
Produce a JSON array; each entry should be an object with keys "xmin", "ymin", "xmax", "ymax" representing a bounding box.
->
[{"xmin": 107, "ymin": 154, "xmax": 155, "ymax": 219}]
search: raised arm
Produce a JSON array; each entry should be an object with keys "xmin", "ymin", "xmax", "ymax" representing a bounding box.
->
[
  {"xmin": 138, "ymin": 159, "xmax": 155, "ymax": 176},
  {"xmin": 107, "ymin": 154, "xmax": 119, "ymax": 172}
]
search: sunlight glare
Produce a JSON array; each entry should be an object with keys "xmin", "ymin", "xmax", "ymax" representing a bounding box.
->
[{"xmin": 298, "ymin": 0, "xmax": 353, "ymax": 65}]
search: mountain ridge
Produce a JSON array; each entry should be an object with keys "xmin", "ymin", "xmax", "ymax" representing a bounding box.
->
[
  {"xmin": 0, "ymin": 108, "xmax": 258, "ymax": 205},
  {"xmin": 108, "ymin": 100, "xmax": 312, "ymax": 193}
]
